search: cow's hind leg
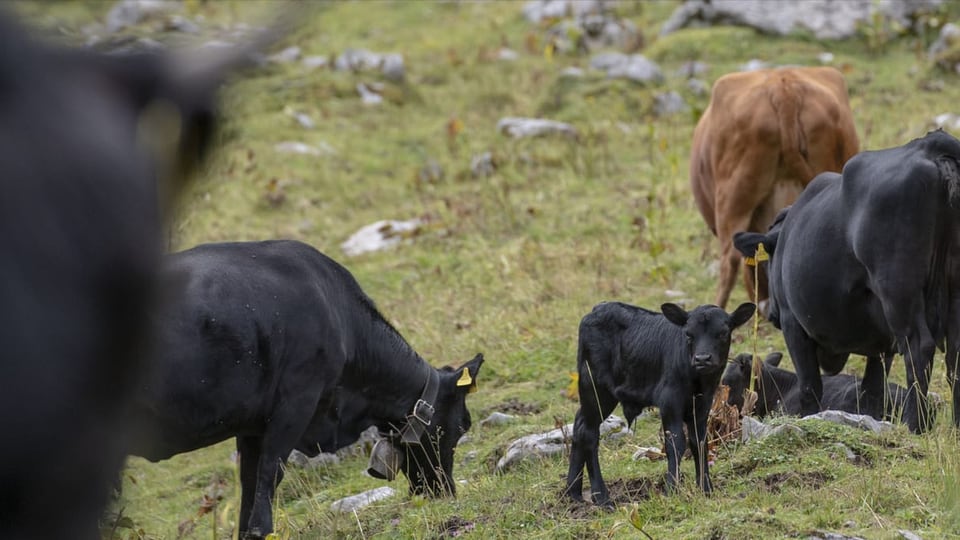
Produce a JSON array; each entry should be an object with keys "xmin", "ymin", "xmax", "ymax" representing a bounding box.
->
[
  {"xmin": 781, "ymin": 314, "xmax": 824, "ymax": 417},
  {"xmin": 713, "ymin": 150, "xmax": 778, "ymax": 309},
  {"xmin": 946, "ymin": 296, "xmax": 960, "ymax": 428},
  {"xmin": 237, "ymin": 435, "xmax": 262, "ymax": 539},
  {"xmin": 566, "ymin": 373, "xmax": 618, "ymax": 506}
]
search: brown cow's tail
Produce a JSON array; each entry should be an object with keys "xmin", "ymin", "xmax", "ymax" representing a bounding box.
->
[{"xmin": 769, "ymin": 77, "xmax": 815, "ymax": 182}]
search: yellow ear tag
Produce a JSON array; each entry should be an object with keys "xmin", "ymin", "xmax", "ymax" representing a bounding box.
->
[
  {"xmin": 456, "ymin": 369, "xmax": 473, "ymax": 387},
  {"xmin": 755, "ymin": 243, "xmax": 769, "ymax": 262}
]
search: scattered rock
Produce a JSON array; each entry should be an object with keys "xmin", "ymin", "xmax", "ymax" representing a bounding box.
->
[
  {"xmin": 381, "ymin": 53, "xmax": 406, "ymax": 82},
  {"xmin": 818, "ymin": 52, "xmax": 835, "ymax": 64},
  {"xmin": 341, "ymin": 218, "xmax": 424, "ymax": 257},
  {"xmin": 330, "ymin": 486, "xmax": 396, "ymax": 513},
  {"xmin": 677, "ymin": 61, "xmax": 709, "ymax": 78},
  {"xmin": 829, "ymin": 442, "xmax": 859, "ymax": 464},
  {"xmin": 930, "ymin": 22, "xmax": 960, "ymax": 72},
  {"xmin": 302, "ymin": 55, "xmax": 329, "ymax": 70},
  {"xmin": 741, "ymin": 58, "xmax": 771, "ymax": 72},
  {"xmin": 590, "ymin": 52, "xmax": 663, "ymax": 84},
  {"xmin": 653, "ymin": 91, "xmax": 688, "ymax": 117},
  {"xmin": 288, "ymin": 450, "xmax": 340, "ymax": 468},
  {"xmin": 480, "ymin": 412, "xmax": 517, "ymax": 427},
  {"xmin": 268, "ymin": 46, "xmax": 301, "ymax": 64},
  {"xmin": 740, "ymin": 416, "xmax": 803, "ymax": 443},
  {"xmin": 561, "ymin": 66, "xmax": 585, "ymax": 78},
  {"xmin": 470, "ymin": 152, "xmax": 497, "ymax": 178},
  {"xmin": 522, "ymin": 0, "xmax": 610, "ymax": 25},
  {"xmin": 807, "ymin": 532, "xmax": 865, "ymax": 540},
  {"xmin": 357, "ymin": 82, "xmax": 384, "ymax": 105},
  {"xmin": 274, "ymin": 141, "xmax": 336, "ymax": 157},
  {"xmin": 418, "ymin": 159, "xmax": 445, "ymax": 184},
  {"xmin": 284, "ymin": 107, "xmax": 315, "ymax": 129},
  {"xmin": 898, "ymin": 530, "xmax": 922, "ymax": 540},
  {"xmin": 497, "ymin": 48, "xmax": 519, "ymax": 61},
  {"xmin": 801, "ymin": 410, "xmax": 895, "ymax": 433},
  {"xmin": 546, "ymin": 16, "xmax": 642, "ymax": 54},
  {"xmin": 106, "ymin": 0, "xmax": 178, "ymax": 33},
  {"xmin": 164, "ymin": 15, "xmax": 199, "ymax": 34},
  {"xmin": 497, "ymin": 117, "xmax": 578, "ymax": 139},
  {"xmin": 687, "ymin": 78, "xmax": 710, "ymax": 96},
  {"xmin": 660, "ymin": 0, "xmax": 944, "ymax": 40},
  {"xmin": 928, "ymin": 113, "xmax": 960, "ymax": 131},
  {"xmin": 335, "ymin": 49, "xmax": 405, "ymax": 82},
  {"xmin": 495, "ymin": 415, "xmax": 630, "ymax": 473},
  {"xmin": 632, "ymin": 446, "xmax": 666, "ymax": 461}
]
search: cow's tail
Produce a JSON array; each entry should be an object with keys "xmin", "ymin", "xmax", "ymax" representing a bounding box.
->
[
  {"xmin": 769, "ymin": 77, "xmax": 815, "ymax": 182},
  {"xmin": 935, "ymin": 154, "xmax": 960, "ymax": 210}
]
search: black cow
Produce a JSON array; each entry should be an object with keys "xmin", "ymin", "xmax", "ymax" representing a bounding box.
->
[
  {"xmin": 734, "ymin": 130, "xmax": 960, "ymax": 433},
  {"xmin": 129, "ymin": 240, "xmax": 483, "ymax": 539},
  {"xmin": 565, "ymin": 301, "xmax": 754, "ymax": 507},
  {"xmin": 0, "ymin": 9, "xmax": 271, "ymax": 540},
  {"xmin": 722, "ymin": 353, "xmax": 908, "ymax": 421}
]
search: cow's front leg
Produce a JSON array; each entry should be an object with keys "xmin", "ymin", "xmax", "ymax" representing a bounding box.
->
[
  {"xmin": 860, "ymin": 355, "xmax": 886, "ymax": 420},
  {"xmin": 686, "ymin": 396, "xmax": 713, "ymax": 493},
  {"xmin": 662, "ymin": 412, "xmax": 686, "ymax": 493}
]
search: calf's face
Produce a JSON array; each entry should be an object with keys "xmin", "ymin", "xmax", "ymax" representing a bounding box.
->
[
  {"xmin": 722, "ymin": 353, "xmax": 755, "ymax": 410},
  {"xmin": 400, "ymin": 354, "xmax": 483, "ymax": 497},
  {"xmin": 662, "ymin": 303, "xmax": 756, "ymax": 377}
]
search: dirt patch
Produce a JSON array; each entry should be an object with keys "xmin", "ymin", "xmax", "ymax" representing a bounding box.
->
[
  {"xmin": 486, "ymin": 397, "xmax": 542, "ymax": 416},
  {"xmin": 762, "ymin": 471, "xmax": 830, "ymax": 492},
  {"xmin": 433, "ymin": 515, "xmax": 476, "ymax": 539},
  {"xmin": 607, "ymin": 476, "xmax": 662, "ymax": 505}
]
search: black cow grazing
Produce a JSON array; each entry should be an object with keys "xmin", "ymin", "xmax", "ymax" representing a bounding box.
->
[
  {"xmin": 0, "ymin": 9, "xmax": 277, "ymax": 540},
  {"xmin": 565, "ymin": 301, "xmax": 755, "ymax": 507},
  {"xmin": 722, "ymin": 353, "xmax": 908, "ymax": 421},
  {"xmin": 734, "ymin": 129, "xmax": 960, "ymax": 433},
  {"xmin": 129, "ymin": 240, "xmax": 483, "ymax": 539}
]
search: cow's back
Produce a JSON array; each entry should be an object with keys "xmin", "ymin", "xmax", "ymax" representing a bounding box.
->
[
  {"xmin": 578, "ymin": 302, "xmax": 679, "ymax": 409},
  {"xmin": 136, "ymin": 240, "xmax": 362, "ymax": 458}
]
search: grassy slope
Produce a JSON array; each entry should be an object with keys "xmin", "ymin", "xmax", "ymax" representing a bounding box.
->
[{"xmin": 15, "ymin": 1, "xmax": 960, "ymax": 538}]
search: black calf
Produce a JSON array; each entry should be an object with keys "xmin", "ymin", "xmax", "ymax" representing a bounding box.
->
[
  {"xmin": 565, "ymin": 301, "xmax": 754, "ymax": 507},
  {"xmin": 723, "ymin": 353, "xmax": 908, "ymax": 421}
]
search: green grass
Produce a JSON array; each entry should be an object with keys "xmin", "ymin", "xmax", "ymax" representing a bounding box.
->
[{"xmin": 14, "ymin": 0, "xmax": 960, "ymax": 538}]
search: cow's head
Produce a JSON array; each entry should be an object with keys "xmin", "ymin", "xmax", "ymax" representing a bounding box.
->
[
  {"xmin": 734, "ymin": 207, "xmax": 788, "ymax": 318},
  {"xmin": 662, "ymin": 303, "xmax": 755, "ymax": 380},
  {"xmin": 721, "ymin": 352, "xmax": 782, "ymax": 412},
  {"xmin": 368, "ymin": 353, "xmax": 484, "ymax": 497}
]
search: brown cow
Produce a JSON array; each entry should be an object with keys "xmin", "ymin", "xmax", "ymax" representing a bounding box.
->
[{"xmin": 690, "ymin": 66, "xmax": 859, "ymax": 310}]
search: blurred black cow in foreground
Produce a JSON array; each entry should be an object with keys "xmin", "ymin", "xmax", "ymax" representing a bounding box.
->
[
  {"xmin": 129, "ymin": 240, "xmax": 484, "ymax": 539},
  {"xmin": 565, "ymin": 301, "xmax": 754, "ymax": 507},
  {"xmin": 0, "ymin": 8, "xmax": 278, "ymax": 539},
  {"xmin": 722, "ymin": 352, "xmax": 909, "ymax": 422},
  {"xmin": 734, "ymin": 130, "xmax": 960, "ymax": 433}
]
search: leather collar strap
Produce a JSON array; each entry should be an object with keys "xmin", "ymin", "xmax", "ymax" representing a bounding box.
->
[{"xmin": 400, "ymin": 367, "xmax": 440, "ymax": 445}]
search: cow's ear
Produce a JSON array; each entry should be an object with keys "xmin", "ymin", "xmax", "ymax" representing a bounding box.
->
[
  {"xmin": 661, "ymin": 303, "xmax": 688, "ymax": 327},
  {"xmin": 733, "ymin": 354, "xmax": 752, "ymax": 371},
  {"xmin": 733, "ymin": 232, "xmax": 771, "ymax": 259},
  {"xmin": 728, "ymin": 303, "xmax": 756, "ymax": 328},
  {"xmin": 764, "ymin": 352, "xmax": 784, "ymax": 367},
  {"xmin": 454, "ymin": 353, "xmax": 484, "ymax": 394}
]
